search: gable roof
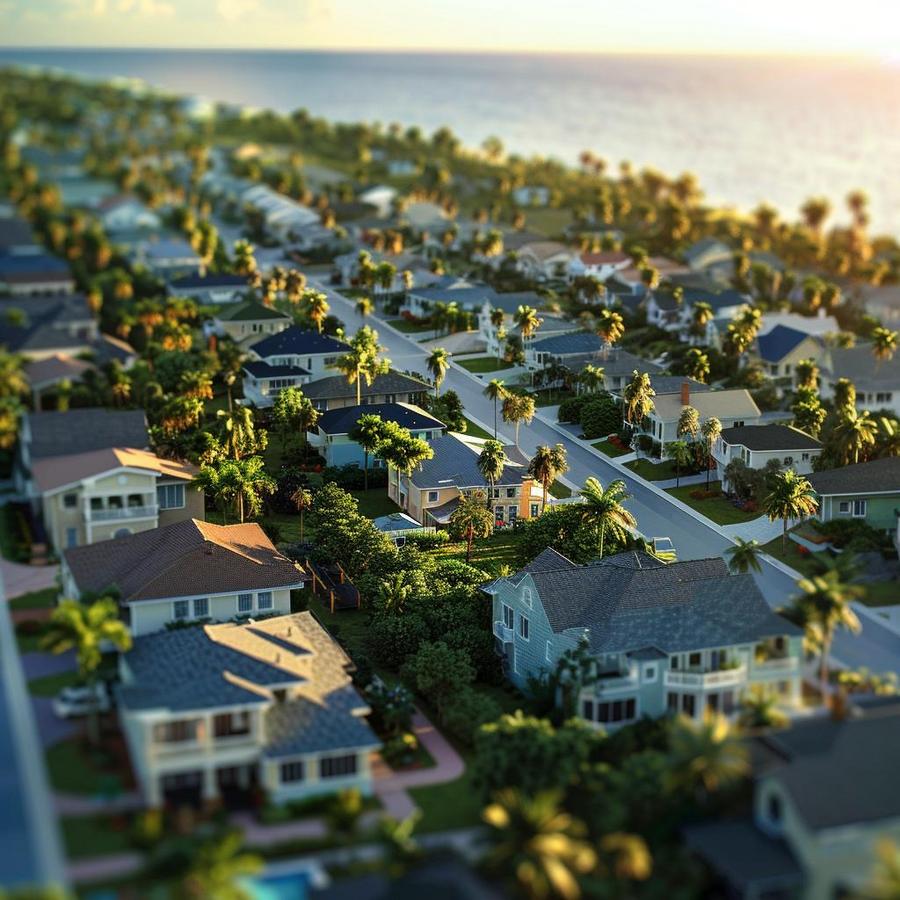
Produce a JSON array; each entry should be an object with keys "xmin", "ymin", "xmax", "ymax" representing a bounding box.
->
[
  {"xmin": 317, "ymin": 402, "xmax": 445, "ymax": 436},
  {"xmin": 410, "ymin": 432, "xmax": 531, "ymax": 490},
  {"xmin": 504, "ymin": 550, "xmax": 797, "ymax": 655},
  {"xmin": 486, "ymin": 291, "xmax": 546, "ymax": 314},
  {"xmin": 26, "ymin": 408, "xmax": 149, "ymax": 460},
  {"xmin": 652, "ymin": 389, "xmax": 761, "ymax": 423},
  {"xmin": 214, "ymin": 300, "xmax": 291, "ymax": 323},
  {"xmin": 577, "ymin": 250, "xmax": 631, "ymax": 266},
  {"xmin": 0, "ymin": 216, "xmax": 35, "ymax": 249},
  {"xmin": 0, "ymin": 294, "xmax": 95, "ymax": 355},
  {"xmin": 169, "ymin": 273, "xmax": 248, "ymax": 290},
  {"xmin": 721, "ymin": 425, "xmax": 821, "ymax": 452},
  {"xmin": 825, "ymin": 343, "xmax": 900, "ymax": 391},
  {"xmin": 63, "ymin": 519, "xmax": 307, "ymax": 603},
  {"xmin": 756, "ymin": 325, "xmax": 814, "ymax": 363},
  {"xmin": 302, "ymin": 370, "xmax": 429, "ymax": 402},
  {"xmin": 0, "ymin": 253, "xmax": 72, "ymax": 283},
  {"xmin": 251, "ymin": 326, "xmax": 347, "ymax": 358},
  {"xmin": 23, "ymin": 354, "xmax": 93, "ymax": 387},
  {"xmin": 517, "ymin": 241, "xmax": 572, "ymax": 262},
  {"xmin": 531, "ymin": 331, "xmax": 605, "ymax": 355},
  {"xmin": 808, "ymin": 457, "xmax": 900, "ymax": 496},
  {"xmin": 372, "ymin": 512, "xmax": 425, "ymax": 534},
  {"xmin": 243, "ymin": 360, "xmax": 309, "ymax": 379}
]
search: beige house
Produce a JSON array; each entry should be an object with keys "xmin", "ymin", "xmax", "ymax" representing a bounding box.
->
[
  {"xmin": 210, "ymin": 300, "xmax": 291, "ymax": 347},
  {"xmin": 61, "ymin": 519, "xmax": 309, "ymax": 637},
  {"xmin": 32, "ymin": 447, "xmax": 201, "ymax": 551}
]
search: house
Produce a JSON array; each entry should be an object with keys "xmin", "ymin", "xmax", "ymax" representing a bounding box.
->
[
  {"xmin": 482, "ymin": 310, "xmax": 576, "ymax": 359},
  {"xmin": 310, "ymin": 403, "xmax": 445, "ymax": 468},
  {"xmin": 240, "ymin": 184, "xmax": 321, "ymax": 244},
  {"xmin": 0, "ymin": 294, "xmax": 98, "ymax": 359},
  {"xmin": 515, "ymin": 241, "xmax": 574, "ymax": 281},
  {"xmin": 646, "ymin": 286, "xmax": 748, "ymax": 334},
  {"xmin": 302, "ymin": 370, "xmax": 430, "ymax": 412},
  {"xmin": 684, "ymin": 238, "xmax": 732, "ymax": 272},
  {"xmin": 134, "ymin": 239, "xmax": 204, "ymax": 280},
  {"xmin": 209, "ymin": 300, "xmax": 291, "ymax": 347},
  {"xmin": 820, "ymin": 344, "xmax": 900, "ymax": 417},
  {"xmin": 475, "ymin": 290, "xmax": 548, "ymax": 350},
  {"xmin": 23, "ymin": 354, "xmax": 94, "ymax": 408},
  {"xmin": 404, "ymin": 283, "xmax": 496, "ymax": 318},
  {"xmin": 616, "ymin": 256, "xmax": 690, "ymax": 292},
  {"xmin": 855, "ymin": 283, "xmax": 900, "ymax": 327},
  {"xmin": 642, "ymin": 384, "xmax": 761, "ymax": 447},
  {"xmin": 168, "ymin": 273, "xmax": 249, "ymax": 306},
  {"xmin": 0, "ymin": 252, "xmax": 75, "ymax": 296},
  {"xmin": 0, "ymin": 215, "xmax": 37, "ymax": 255},
  {"xmin": 372, "ymin": 512, "xmax": 429, "ymax": 545},
  {"xmin": 808, "ymin": 457, "xmax": 900, "ymax": 534},
  {"xmin": 388, "ymin": 432, "xmax": 543, "ymax": 526},
  {"xmin": 589, "ymin": 350, "xmax": 665, "ymax": 394},
  {"xmin": 525, "ymin": 331, "xmax": 608, "ymax": 370},
  {"xmin": 357, "ymin": 185, "xmax": 397, "ymax": 218},
  {"xmin": 117, "ymin": 611, "xmax": 379, "ymax": 808},
  {"xmin": 242, "ymin": 327, "xmax": 348, "ymax": 408},
  {"xmin": 715, "ymin": 425, "xmax": 822, "ymax": 488},
  {"xmin": 512, "ymin": 186, "xmax": 551, "ymax": 207},
  {"xmin": 483, "ymin": 548, "xmax": 802, "ymax": 727},
  {"xmin": 706, "ymin": 310, "xmax": 839, "ymax": 352},
  {"xmin": 754, "ymin": 325, "xmax": 824, "ymax": 381},
  {"xmin": 96, "ymin": 195, "xmax": 162, "ymax": 236},
  {"xmin": 686, "ymin": 702, "xmax": 900, "ymax": 900},
  {"xmin": 566, "ymin": 250, "xmax": 632, "ymax": 283},
  {"xmin": 61, "ymin": 518, "xmax": 309, "ymax": 637},
  {"xmin": 30, "ymin": 447, "xmax": 201, "ymax": 551}
]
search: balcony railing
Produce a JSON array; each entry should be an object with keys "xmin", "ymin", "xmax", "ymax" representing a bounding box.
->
[
  {"xmin": 493, "ymin": 621, "xmax": 514, "ymax": 643},
  {"xmin": 664, "ymin": 664, "xmax": 746, "ymax": 689},
  {"xmin": 753, "ymin": 656, "xmax": 798, "ymax": 673},
  {"xmin": 89, "ymin": 504, "xmax": 158, "ymax": 522}
]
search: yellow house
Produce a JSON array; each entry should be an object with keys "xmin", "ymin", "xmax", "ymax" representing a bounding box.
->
[
  {"xmin": 210, "ymin": 300, "xmax": 291, "ymax": 348},
  {"xmin": 32, "ymin": 447, "xmax": 202, "ymax": 551},
  {"xmin": 686, "ymin": 706, "xmax": 900, "ymax": 899}
]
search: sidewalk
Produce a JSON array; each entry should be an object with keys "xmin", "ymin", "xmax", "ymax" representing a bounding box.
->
[{"xmin": 0, "ymin": 558, "xmax": 58, "ymax": 601}]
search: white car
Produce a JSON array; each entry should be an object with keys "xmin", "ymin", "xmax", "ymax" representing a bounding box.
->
[{"xmin": 52, "ymin": 682, "xmax": 111, "ymax": 719}]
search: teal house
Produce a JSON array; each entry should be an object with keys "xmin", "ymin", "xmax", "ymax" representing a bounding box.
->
[
  {"xmin": 483, "ymin": 549, "xmax": 803, "ymax": 728},
  {"xmin": 808, "ymin": 457, "xmax": 900, "ymax": 534}
]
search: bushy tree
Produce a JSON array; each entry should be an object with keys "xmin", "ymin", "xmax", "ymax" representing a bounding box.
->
[{"xmin": 401, "ymin": 641, "xmax": 476, "ymax": 722}]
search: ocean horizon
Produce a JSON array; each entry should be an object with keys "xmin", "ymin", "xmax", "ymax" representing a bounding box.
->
[{"xmin": 2, "ymin": 47, "xmax": 899, "ymax": 235}]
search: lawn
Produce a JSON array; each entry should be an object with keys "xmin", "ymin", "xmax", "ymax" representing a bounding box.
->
[
  {"xmin": 861, "ymin": 581, "xmax": 900, "ymax": 607},
  {"xmin": 60, "ymin": 814, "xmax": 134, "ymax": 860},
  {"xmin": 45, "ymin": 738, "xmax": 128, "ymax": 795},
  {"xmin": 520, "ymin": 207, "xmax": 572, "ymax": 237},
  {"xmin": 526, "ymin": 388, "xmax": 575, "ymax": 408},
  {"xmin": 456, "ymin": 356, "xmax": 510, "ymax": 374},
  {"xmin": 350, "ymin": 488, "xmax": 399, "ymax": 520},
  {"xmin": 434, "ymin": 529, "xmax": 523, "ymax": 571},
  {"xmin": 10, "ymin": 587, "xmax": 56, "ymax": 612},
  {"xmin": 626, "ymin": 459, "xmax": 683, "ymax": 482},
  {"xmin": 592, "ymin": 439, "xmax": 630, "ymax": 458},
  {"xmin": 665, "ymin": 481, "xmax": 759, "ymax": 526},
  {"xmin": 386, "ymin": 317, "xmax": 434, "ymax": 334},
  {"xmin": 462, "ymin": 417, "xmax": 493, "ymax": 440},
  {"xmin": 548, "ymin": 480, "xmax": 572, "ymax": 500},
  {"xmin": 410, "ymin": 766, "xmax": 483, "ymax": 834},
  {"xmin": 758, "ymin": 534, "xmax": 822, "ymax": 577}
]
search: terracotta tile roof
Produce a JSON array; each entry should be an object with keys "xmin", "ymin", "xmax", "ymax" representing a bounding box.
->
[{"xmin": 64, "ymin": 519, "xmax": 308, "ymax": 603}]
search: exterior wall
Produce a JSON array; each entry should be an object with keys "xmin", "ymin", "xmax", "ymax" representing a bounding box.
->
[
  {"xmin": 314, "ymin": 428, "xmax": 443, "ymax": 469},
  {"xmin": 759, "ymin": 337, "xmax": 822, "ymax": 380},
  {"xmin": 817, "ymin": 493, "xmax": 900, "ymax": 532},
  {"xmin": 243, "ymin": 372, "xmax": 311, "ymax": 408},
  {"xmin": 648, "ymin": 410, "xmax": 761, "ymax": 447},
  {"xmin": 127, "ymin": 586, "xmax": 296, "ymax": 637},
  {"xmin": 315, "ymin": 389, "xmax": 428, "ymax": 412},
  {"xmin": 263, "ymin": 747, "xmax": 377, "ymax": 804},
  {"xmin": 158, "ymin": 483, "xmax": 205, "ymax": 529},
  {"xmin": 219, "ymin": 319, "xmax": 290, "ymax": 344},
  {"xmin": 715, "ymin": 441, "xmax": 821, "ymax": 485}
]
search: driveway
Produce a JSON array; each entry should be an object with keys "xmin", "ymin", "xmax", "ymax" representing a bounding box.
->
[{"xmin": 0, "ymin": 558, "xmax": 58, "ymax": 601}]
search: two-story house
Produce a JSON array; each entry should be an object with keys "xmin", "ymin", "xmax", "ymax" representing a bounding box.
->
[
  {"xmin": 388, "ymin": 432, "xmax": 543, "ymax": 526},
  {"xmin": 566, "ymin": 250, "xmax": 633, "ymax": 284},
  {"xmin": 514, "ymin": 241, "xmax": 575, "ymax": 281},
  {"xmin": 715, "ymin": 425, "xmax": 822, "ymax": 489},
  {"xmin": 484, "ymin": 548, "xmax": 802, "ymax": 729},
  {"xmin": 302, "ymin": 370, "xmax": 431, "ymax": 412},
  {"xmin": 168, "ymin": 273, "xmax": 249, "ymax": 306},
  {"xmin": 310, "ymin": 402, "xmax": 446, "ymax": 469},
  {"xmin": 686, "ymin": 702, "xmax": 900, "ymax": 899},
  {"xmin": 0, "ymin": 252, "xmax": 75, "ymax": 296},
  {"xmin": 808, "ymin": 457, "xmax": 900, "ymax": 534},
  {"xmin": 820, "ymin": 344, "xmax": 900, "ymax": 417},
  {"xmin": 61, "ymin": 519, "xmax": 309, "ymax": 637},
  {"xmin": 117, "ymin": 611, "xmax": 379, "ymax": 809},
  {"xmin": 754, "ymin": 325, "xmax": 825, "ymax": 382}
]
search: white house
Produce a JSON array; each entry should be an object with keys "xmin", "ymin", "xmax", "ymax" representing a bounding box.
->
[
  {"xmin": 715, "ymin": 425, "xmax": 823, "ymax": 488},
  {"xmin": 820, "ymin": 344, "xmax": 900, "ymax": 417},
  {"xmin": 97, "ymin": 195, "xmax": 162, "ymax": 235},
  {"xmin": 566, "ymin": 250, "xmax": 632, "ymax": 283}
]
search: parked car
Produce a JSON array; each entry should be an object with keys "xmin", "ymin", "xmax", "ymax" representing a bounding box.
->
[{"xmin": 52, "ymin": 682, "xmax": 111, "ymax": 719}]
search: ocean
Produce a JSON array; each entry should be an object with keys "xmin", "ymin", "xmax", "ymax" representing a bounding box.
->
[{"xmin": 2, "ymin": 48, "xmax": 899, "ymax": 235}]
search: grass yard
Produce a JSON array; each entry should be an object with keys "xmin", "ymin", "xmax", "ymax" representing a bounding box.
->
[
  {"xmin": 10, "ymin": 587, "xmax": 56, "ymax": 612},
  {"xmin": 410, "ymin": 766, "xmax": 484, "ymax": 834},
  {"xmin": 665, "ymin": 481, "xmax": 760, "ymax": 526},
  {"xmin": 758, "ymin": 534, "xmax": 823, "ymax": 577},
  {"xmin": 861, "ymin": 581, "xmax": 900, "ymax": 607},
  {"xmin": 462, "ymin": 417, "xmax": 493, "ymax": 440},
  {"xmin": 456, "ymin": 356, "xmax": 510, "ymax": 374},
  {"xmin": 350, "ymin": 488, "xmax": 399, "ymax": 520},
  {"xmin": 45, "ymin": 739, "xmax": 127, "ymax": 796},
  {"xmin": 386, "ymin": 318, "xmax": 434, "ymax": 334},
  {"xmin": 526, "ymin": 388, "xmax": 576, "ymax": 408},
  {"xmin": 434, "ymin": 529, "xmax": 523, "ymax": 571},
  {"xmin": 548, "ymin": 480, "xmax": 572, "ymax": 500},
  {"xmin": 592, "ymin": 439, "xmax": 631, "ymax": 458},
  {"xmin": 626, "ymin": 459, "xmax": 684, "ymax": 482},
  {"xmin": 521, "ymin": 207, "xmax": 573, "ymax": 237},
  {"xmin": 60, "ymin": 815, "xmax": 135, "ymax": 860}
]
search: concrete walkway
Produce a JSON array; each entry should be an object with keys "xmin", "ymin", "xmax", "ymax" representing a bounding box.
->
[
  {"xmin": 0, "ymin": 558, "xmax": 58, "ymax": 601},
  {"xmin": 721, "ymin": 516, "xmax": 801, "ymax": 544}
]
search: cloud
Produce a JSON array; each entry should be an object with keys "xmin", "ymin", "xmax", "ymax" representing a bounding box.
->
[{"xmin": 217, "ymin": 0, "xmax": 260, "ymax": 21}]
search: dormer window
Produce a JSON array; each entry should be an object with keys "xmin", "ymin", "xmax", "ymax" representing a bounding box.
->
[{"xmin": 522, "ymin": 586, "xmax": 533, "ymax": 608}]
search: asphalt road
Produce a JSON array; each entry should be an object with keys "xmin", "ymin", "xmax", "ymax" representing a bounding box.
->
[{"xmin": 306, "ymin": 276, "xmax": 900, "ymax": 675}]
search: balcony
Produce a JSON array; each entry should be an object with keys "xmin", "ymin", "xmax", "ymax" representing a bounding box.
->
[
  {"xmin": 493, "ymin": 620, "xmax": 514, "ymax": 643},
  {"xmin": 593, "ymin": 669, "xmax": 639, "ymax": 692},
  {"xmin": 752, "ymin": 656, "xmax": 799, "ymax": 675},
  {"xmin": 89, "ymin": 504, "xmax": 158, "ymax": 523},
  {"xmin": 664, "ymin": 664, "xmax": 746, "ymax": 689}
]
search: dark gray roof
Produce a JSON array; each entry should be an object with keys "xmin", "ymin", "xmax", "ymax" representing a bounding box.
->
[
  {"xmin": 215, "ymin": 301, "xmax": 289, "ymax": 322},
  {"xmin": 408, "ymin": 285, "xmax": 496, "ymax": 308},
  {"xmin": 582, "ymin": 348, "xmax": 662, "ymax": 378},
  {"xmin": 317, "ymin": 402, "xmax": 445, "ymax": 436},
  {"xmin": 0, "ymin": 217, "xmax": 35, "ymax": 248},
  {"xmin": 0, "ymin": 252, "xmax": 71, "ymax": 283},
  {"xmin": 0, "ymin": 294, "xmax": 94, "ymax": 355},
  {"xmin": 684, "ymin": 820, "xmax": 802, "ymax": 891},
  {"xmin": 302, "ymin": 370, "xmax": 429, "ymax": 402},
  {"xmin": 755, "ymin": 709, "xmax": 900, "ymax": 831},
  {"xmin": 487, "ymin": 291, "xmax": 545, "ymax": 314},
  {"xmin": 412, "ymin": 434, "xmax": 530, "ymax": 490},
  {"xmin": 26, "ymin": 408, "xmax": 148, "ymax": 460},
  {"xmin": 808, "ymin": 457, "xmax": 900, "ymax": 496},
  {"xmin": 721, "ymin": 425, "xmax": 821, "ymax": 452},
  {"xmin": 169, "ymin": 273, "xmax": 247, "ymax": 290},
  {"xmin": 371, "ymin": 512, "xmax": 424, "ymax": 533},
  {"xmin": 531, "ymin": 331, "xmax": 604, "ymax": 355},
  {"xmin": 243, "ymin": 360, "xmax": 309, "ymax": 379},
  {"xmin": 512, "ymin": 550, "xmax": 798, "ymax": 653},
  {"xmin": 646, "ymin": 376, "xmax": 710, "ymax": 395},
  {"xmin": 825, "ymin": 343, "xmax": 900, "ymax": 391},
  {"xmin": 251, "ymin": 326, "xmax": 347, "ymax": 358}
]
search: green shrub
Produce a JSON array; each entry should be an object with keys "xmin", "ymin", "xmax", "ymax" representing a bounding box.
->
[
  {"xmin": 557, "ymin": 395, "xmax": 589, "ymax": 423},
  {"xmin": 404, "ymin": 531, "xmax": 449, "ymax": 550},
  {"xmin": 443, "ymin": 688, "xmax": 502, "ymax": 746},
  {"xmin": 579, "ymin": 393, "xmax": 622, "ymax": 439}
]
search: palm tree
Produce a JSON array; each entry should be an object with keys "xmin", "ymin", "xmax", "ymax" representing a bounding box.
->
[
  {"xmin": 528, "ymin": 444, "xmax": 569, "ymax": 512},
  {"xmin": 763, "ymin": 469, "xmax": 819, "ymax": 552},
  {"xmin": 664, "ymin": 440, "xmax": 693, "ymax": 488},
  {"xmin": 833, "ymin": 408, "xmax": 877, "ymax": 465},
  {"xmin": 677, "ymin": 405, "xmax": 700, "ymax": 441},
  {"xmin": 579, "ymin": 477, "xmax": 636, "ymax": 558},
  {"xmin": 683, "ymin": 348, "xmax": 710, "ymax": 384},
  {"xmin": 483, "ymin": 379, "xmax": 508, "ymax": 438},
  {"xmin": 794, "ymin": 358, "xmax": 819, "ymax": 391},
  {"xmin": 449, "ymin": 490, "xmax": 495, "ymax": 562},
  {"xmin": 377, "ymin": 812, "xmax": 423, "ymax": 878},
  {"xmin": 502, "ymin": 393, "xmax": 536, "ymax": 447},
  {"xmin": 232, "ymin": 239, "xmax": 257, "ymax": 277},
  {"xmin": 726, "ymin": 537, "xmax": 763, "ymax": 574},
  {"xmin": 426, "ymin": 347, "xmax": 451, "ymax": 397},
  {"xmin": 302, "ymin": 289, "xmax": 331, "ymax": 333},
  {"xmin": 482, "ymin": 789, "xmax": 598, "ymax": 900},
  {"xmin": 596, "ymin": 308, "xmax": 625, "ymax": 346},
  {"xmin": 738, "ymin": 686, "xmax": 788, "ymax": 731},
  {"xmin": 41, "ymin": 597, "xmax": 132, "ymax": 744},
  {"xmin": 217, "ymin": 406, "xmax": 257, "ymax": 460},
  {"xmin": 284, "ymin": 268, "xmax": 307, "ymax": 305},
  {"xmin": 478, "ymin": 439, "xmax": 507, "ymax": 512},
  {"xmin": 222, "ymin": 456, "xmax": 276, "ymax": 523},
  {"xmin": 793, "ymin": 570, "xmax": 863, "ymax": 699},
  {"xmin": 667, "ymin": 714, "xmax": 749, "ymax": 801},
  {"xmin": 866, "ymin": 839, "xmax": 900, "ymax": 900},
  {"xmin": 622, "ymin": 370, "xmax": 655, "ymax": 434},
  {"xmin": 327, "ymin": 788, "xmax": 366, "ymax": 843},
  {"xmin": 871, "ymin": 327, "xmax": 898, "ymax": 367},
  {"xmin": 577, "ymin": 364, "xmax": 605, "ymax": 395},
  {"xmin": 833, "ymin": 377, "xmax": 857, "ymax": 416},
  {"xmin": 177, "ymin": 830, "xmax": 262, "ymax": 900},
  {"xmin": 290, "ymin": 486, "xmax": 313, "ymax": 542},
  {"xmin": 349, "ymin": 413, "xmax": 386, "ymax": 491},
  {"xmin": 355, "ymin": 295, "xmax": 374, "ymax": 319},
  {"xmin": 699, "ymin": 417, "xmax": 722, "ymax": 490},
  {"xmin": 689, "ymin": 301, "xmax": 714, "ymax": 341},
  {"xmin": 380, "ymin": 433, "xmax": 434, "ymax": 510},
  {"xmin": 514, "ymin": 305, "xmax": 543, "ymax": 342}
]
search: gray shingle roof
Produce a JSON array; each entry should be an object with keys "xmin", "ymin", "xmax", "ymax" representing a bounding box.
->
[
  {"xmin": 808, "ymin": 457, "xmax": 900, "ymax": 496},
  {"xmin": 215, "ymin": 301, "xmax": 290, "ymax": 322},
  {"xmin": 251, "ymin": 326, "xmax": 348, "ymax": 358},
  {"xmin": 531, "ymin": 331, "xmax": 604, "ymax": 355},
  {"xmin": 302, "ymin": 370, "xmax": 429, "ymax": 402},
  {"xmin": 512, "ymin": 550, "xmax": 798, "ymax": 654},
  {"xmin": 243, "ymin": 360, "xmax": 309, "ymax": 379},
  {"xmin": 0, "ymin": 294, "xmax": 94, "ymax": 355},
  {"xmin": 825, "ymin": 343, "xmax": 900, "ymax": 391},
  {"xmin": 721, "ymin": 425, "xmax": 821, "ymax": 452},
  {"xmin": 27, "ymin": 408, "xmax": 148, "ymax": 460},
  {"xmin": 317, "ymin": 402, "xmax": 445, "ymax": 436},
  {"xmin": 411, "ymin": 433, "xmax": 530, "ymax": 490}
]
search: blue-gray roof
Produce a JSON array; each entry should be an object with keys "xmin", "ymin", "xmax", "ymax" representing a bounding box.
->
[
  {"xmin": 251, "ymin": 326, "xmax": 348, "ymax": 358},
  {"xmin": 531, "ymin": 331, "xmax": 604, "ymax": 355},
  {"xmin": 487, "ymin": 291, "xmax": 544, "ymax": 314},
  {"xmin": 317, "ymin": 402, "xmax": 445, "ymax": 436},
  {"xmin": 412, "ymin": 433, "xmax": 530, "ymax": 490},
  {"xmin": 372, "ymin": 512, "xmax": 425, "ymax": 533},
  {"xmin": 409, "ymin": 285, "xmax": 497, "ymax": 308},
  {"xmin": 243, "ymin": 360, "xmax": 309, "ymax": 379},
  {"xmin": 169, "ymin": 273, "xmax": 247, "ymax": 289},
  {"xmin": 0, "ymin": 253, "xmax": 71, "ymax": 278},
  {"xmin": 756, "ymin": 325, "xmax": 810, "ymax": 363}
]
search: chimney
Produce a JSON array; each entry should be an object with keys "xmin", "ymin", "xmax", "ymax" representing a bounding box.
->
[{"xmin": 681, "ymin": 381, "xmax": 690, "ymax": 406}]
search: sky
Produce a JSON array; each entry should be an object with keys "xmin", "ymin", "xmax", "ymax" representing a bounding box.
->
[{"xmin": 1, "ymin": 0, "xmax": 899, "ymax": 58}]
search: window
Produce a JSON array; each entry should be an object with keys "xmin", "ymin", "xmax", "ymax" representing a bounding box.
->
[
  {"xmin": 595, "ymin": 699, "xmax": 637, "ymax": 724},
  {"xmin": 670, "ymin": 656, "xmax": 680, "ymax": 670},
  {"xmin": 320, "ymin": 754, "xmax": 358, "ymax": 779},
  {"xmin": 767, "ymin": 792, "xmax": 782, "ymax": 823},
  {"xmin": 214, "ymin": 711, "xmax": 250, "ymax": 737},
  {"xmin": 802, "ymin": 452, "xmax": 810, "ymax": 462},
  {"xmin": 545, "ymin": 641, "xmax": 553, "ymax": 663},
  {"xmin": 643, "ymin": 664, "xmax": 657, "ymax": 682},
  {"xmin": 667, "ymin": 692, "xmax": 679, "ymax": 712},
  {"xmin": 495, "ymin": 507, "xmax": 504, "ymax": 522},
  {"xmin": 852, "ymin": 499, "xmax": 867, "ymax": 518},
  {"xmin": 427, "ymin": 491, "xmax": 439, "ymax": 503},
  {"xmin": 518, "ymin": 614, "xmax": 530, "ymax": 641},
  {"xmin": 173, "ymin": 600, "xmax": 189, "ymax": 620},
  {"xmin": 582, "ymin": 699, "xmax": 594, "ymax": 721},
  {"xmin": 153, "ymin": 720, "xmax": 197, "ymax": 743},
  {"xmin": 723, "ymin": 691, "xmax": 735, "ymax": 714},
  {"xmin": 193, "ymin": 597, "xmax": 209, "ymax": 618},
  {"xmin": 506, "ymin": 488, "xmax": 516, "ymax": 498},
  {"xmin": 502, "ymin": 603, "xmax": 514, "ymax": 630},
  {"xmin": 783, "ymin": 456, "xmax": 793, "ymax": 466},
  {"xmin": 531, "ymin": 503, "xmax": 539, "ymax": 517},
  {"xmin": 688, "ymin": 652, "xmax": 702, "ymax": 668},
  {"xmin": 682, "ymin": 694, "xmax": 696, "ymax": 717},
  {"xmin": 733, "ymin": 420, "xmax": 744, "ymax": 428},
  {"xmin": 707, "ymin": 693, "xmax": 719, "ymax": 713},
  {"xmin": 838, "ymin": 501, "xmax": 851, "ymax": 514},
  {"xmin": 508, "ymin": 506, "xmax": 518, "ymax": 521},
  {"xmin": 157, "ymin": 483, "xmax": 186, "ymax": 510},
  {"xmin": 281, "ymin": 761, "xmax": 305, "ymax": 783},
  {"xmin": 238, "ymin": 593, "xmax": 252, "ymax": 614},
  {"xmin": 257, "ymin": 591, "xmax": 273, "ymax": 610},
  {"xmin": 522, "ymin": 587, "xmax": 533, "ymax": 608},
  {"xmin": 63, "ymin": 493, "xmax": 78, "ymax": 509}
]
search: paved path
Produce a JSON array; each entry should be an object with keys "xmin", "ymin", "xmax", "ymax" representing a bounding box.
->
[
  {"xmin": 308, "ymin": 276, "xmax": 900, "ymax": 676},
  {"xmin": 721, "ymin": 516, "xmax": 800, "ymax": 545},
  {"xmin": 67, "ymin": 852, "xmax": 144, "ymax": 885},
  {"xmin": 0, "ymin": 558, "xmax": 58, "ymax": 601}
]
